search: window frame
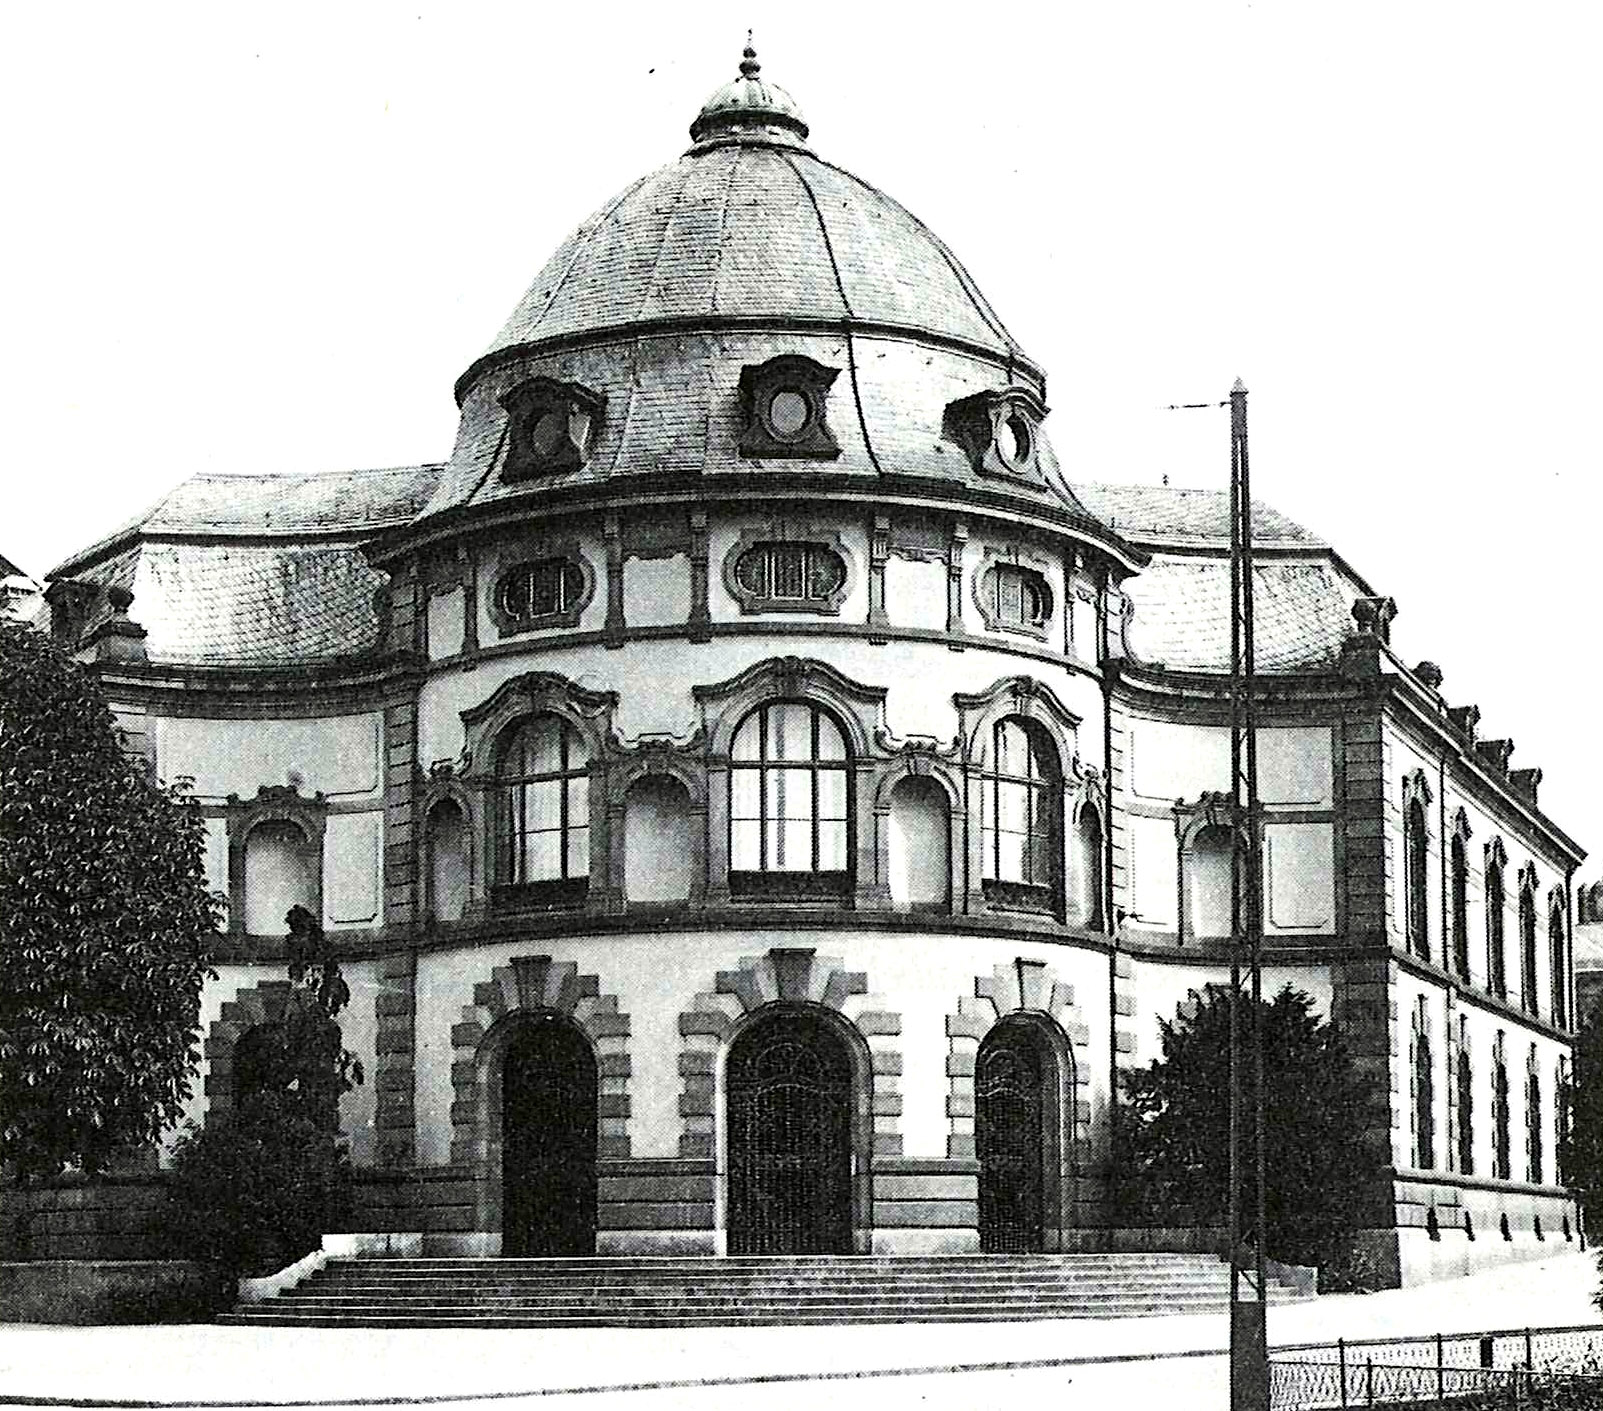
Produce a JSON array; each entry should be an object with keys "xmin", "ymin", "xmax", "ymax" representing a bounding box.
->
[
  {"xmin": 727, "ymin": 699, "xmax": 853, "ymax": 902},
  {"xmin": 977, "ymin": 716, "xmax": 1062, "ymax": 914},
  {"xmin": 487, "ymin": 544, "xmax": 596, "ymax": 637},
  {"xmin": 1449, "ymin": 814, "xmax": 1471, "ymax": 982},
  {"xmin": 493, "ymin": 713, "xmax": 593, "ymax": 908},
  {"xmin": 722, "ymin": 528, "xmax": 854, "ymax": 617},
  {"xmin": 973, "ymin": 549, "xmax": 1054, "ymax": 641},
  {"xmin": 1486, "ymin": 842, "xmax": 1508, "ymax": 1000}
]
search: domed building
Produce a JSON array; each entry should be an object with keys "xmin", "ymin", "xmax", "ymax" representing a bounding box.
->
[{"xmin": 36, "ymin": 48, "xmax": 1584, "ymax": 1287}]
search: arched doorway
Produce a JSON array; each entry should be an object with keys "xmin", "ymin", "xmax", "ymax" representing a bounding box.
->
[
  {"xmin": 726, "ymin": 1009, "xmax": 854, "ymax": 1254},
  {"xmin": 500, "ymin": 1013, "xmax": 598, "ymax": 1257},
  {"xmin": 976, "ymin": 1018, "xmax": 1059, "ymax": 1253}
]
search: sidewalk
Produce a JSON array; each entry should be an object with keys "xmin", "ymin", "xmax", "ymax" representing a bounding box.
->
[{"xmin": 0, "ymin": 1252, "xmax": 1596, "ymax": 1409}]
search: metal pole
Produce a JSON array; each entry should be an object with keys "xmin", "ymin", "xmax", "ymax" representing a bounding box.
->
[{"xmin": 1229, "ymin": 378, "xmax": 1268, "ymax": 1411}]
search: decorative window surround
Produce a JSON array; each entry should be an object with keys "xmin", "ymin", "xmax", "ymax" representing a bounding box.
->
[
  {"xmin": 225, "ymin": 784, "xmax": 328, "ymax": 936},
  {"xmin": 499, "ymin": 376, "xmax": 606, "ymax": 482},
  {"xmin": 973, "ymin": 546, "xmax": 1054, "ymax": 641},
  {"xmin": 942, "ymin": 385, "xmax": 1049, "ymax": 484},
  {"xmin": 486, "ymin": 541, "xmax": 596, "ymax": 638},
  {"xmin": 722, "ymin": 524, "xmax": 854, "ymax": 616},
  {"xmin": 737, "ymin": 355, "xmax": 842, "ymax": 460}
]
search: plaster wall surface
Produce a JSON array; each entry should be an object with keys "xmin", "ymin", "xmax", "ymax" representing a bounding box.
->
[
  {"xmin": 412, "ymin": 930, "xmax": 1113, "ymax": 1167},
  {"xmin": 154, "ymin": 713, "xmax": 383, "ymax": 802}
]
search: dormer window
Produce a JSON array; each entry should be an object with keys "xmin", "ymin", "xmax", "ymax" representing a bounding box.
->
[
  {"xmin": 943, "ymin": 386, "xmax": 1048, "ymax": 481},
  {"xmin": 500, "ymin": 377, "xmax": 606, "ymax": 482},
  {"xmin": 738, "ymin": 355, "xmax": 841, "ymax": 460}
]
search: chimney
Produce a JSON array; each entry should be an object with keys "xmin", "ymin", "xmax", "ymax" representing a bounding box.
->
[
  {"xmin": 1509, "ymin": 767, "xmax": 1543, "ymax": 807},
  {"xmin": 84, "ymin": 586, "xmax": 148, "ymax": 664},
  {"xmin": 1448, "ymin": 705, "xmax": 1481, "ymax": 741}
]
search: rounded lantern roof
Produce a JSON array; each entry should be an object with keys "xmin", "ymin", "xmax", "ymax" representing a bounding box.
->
[{"xmin": 458, "ymin": 46, "xmax": 1033, "ymax": 397}]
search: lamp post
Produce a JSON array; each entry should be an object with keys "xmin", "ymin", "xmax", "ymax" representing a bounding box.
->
[{"xmin": 1227, "ymin": 377, "xmax": 1269, "ymax": 1410}]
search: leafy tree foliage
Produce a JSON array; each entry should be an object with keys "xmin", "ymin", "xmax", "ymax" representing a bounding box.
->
[
  {"xmin": 1556, "ymin": 1010, "xmax": 1603, "ymax": 1307},
  {"xmin": 166, "ymin": 908, "xmax": 361, "ymax": 1276},
  {"xmin": 0, "ymin": 620, "xmax": 217, "ymax": 1184},
  {"xmin": 1119, "ymin": 984, "xmax": 1383, "ymax": 1273}
]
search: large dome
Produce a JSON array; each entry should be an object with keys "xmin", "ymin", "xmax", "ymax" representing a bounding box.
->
[{"xmin": 458, "ymin": 48, "xmax": 1033, "ymax": 398}]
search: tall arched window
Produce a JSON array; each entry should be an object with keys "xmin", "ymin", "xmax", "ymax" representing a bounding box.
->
[
  {"xmin": 978, "ymin": 718, "xmax": 1060, "ymax": 911},
  {"xmin": 1405, "ymin": 795, "xmax": 1429, "ymax": 959},
  {"xmin": 1492, "ymin": 1032, "xmax": 1511, "ymax": 1181},
  {"xmin": 1526, "ymin": 1047, "xmax": 1544, "ymax": 1184},
  {"xmin": 730, "ymin": 701, "xmax": 850, "ymax": 898},
  {"xmin": 1456, "ymin": 1028, "xmax": 1474, "ymax": 1175},
  {"xmin": 1450, "ymin": 828, "xmax": 1470, "ymax": 981},
  {"xmin": 1519, "ymin": 875, "xmax": 1539, "ymax": 1017},
  {"xmin": 496, "ymin": 714, "xmax": 590, "ymax": 901},
  {"xmin": 1486, "ymin": 847, "xmax": 1507, "ymax": 999},
  {"xmin": 1412, "ymin": 999, "xmax": 1434, "ymax": 1170},
  {"xmin": 1551, "ymin": 899, "xmax": 1569, "ymax": 1029}
]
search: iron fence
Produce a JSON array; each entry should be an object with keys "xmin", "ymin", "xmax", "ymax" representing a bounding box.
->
[{"xmin": 1270, "ymin": 1323, "xmax": 1603, "ymax": 1408}]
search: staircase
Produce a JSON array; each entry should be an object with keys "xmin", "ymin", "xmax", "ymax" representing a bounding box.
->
[{"xmin": 220, "ymin": 1253, "xmax": 1313, "ymax": 1327}]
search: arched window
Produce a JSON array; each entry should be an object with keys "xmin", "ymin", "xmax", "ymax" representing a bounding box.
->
[
  {"xmin": 1551, "ymin": 899, "xmax": 1569, "ymax": 1029},
  {"xmin": 1186, "ymin": 824, "xmax": 1235, "ymax": 941},
  {"xmin": 1527, "ymin": 1047, "xmax": 1544, "ymax": 1184},
  {"xmin": 1486, "ymin": 848, "xmax": 1507, "ymax": 999},
  {"xmin": 425, "ymin": 798, "xmax": 469, "ymax": 923},
  {"xmin": 1519, "ymin": 876, "xmax": 1539, "ymax": 1017},
  {"xmin": 496, "ymin": 714, "xmax": 590, "ymax": 901},
  {"xmin": 1073, "ymin": 803, "xmax": 1104, "ymax": 929},
  {"xmin": 978, "ymin": 718, "xmax": 1060, "ymax": 911},
  {"xmin": 243, "ymin": 820, "xmax": 316, "ymax": 936},
  {"xmin": 1412, "ymin": 1000, "xmax": 1435, "ymax": 1170},
  {"xmin": 1450, "ymin": 828, "xmax": 1470, "ymax": 981},
  {"xmin": 1456, "ymin": 1032, "xmax": 1474, "ymax": 1175},
  {"xmin": 1405, "ymin": 796, "xmax": 1429, "ymax": 959},
  {"xmin": 1492, "ymin": 1032, "xmax": 1511, "ymax": 1181},
  {"xmin": 730, "ymin": 701, "xmax": 850, "ymax": 899}
]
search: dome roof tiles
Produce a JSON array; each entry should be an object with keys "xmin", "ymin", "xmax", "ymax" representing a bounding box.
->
[{"xmin": 470, "ymin": 143, "xmax": 1029, "ymax": 388}]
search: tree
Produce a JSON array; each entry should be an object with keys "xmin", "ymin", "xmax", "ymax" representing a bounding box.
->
[
  {"xmin": 165, "ymin": 907, "xmax": 362, "ymax": 1276},
  {"xmin": 1119, "ymin": 984, "xmax": 1383, "ymax": 1275},
  {"xmin": 0, "ymin": 619, "xmax": 218, "ymax": 1193},
  {"xmin": 1558, "ymin": 1012, "xmax": 1603, "ymax": 1257}
]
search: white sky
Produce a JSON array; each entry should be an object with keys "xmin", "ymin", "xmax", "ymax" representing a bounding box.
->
[{"xmin": 3, "ymin": 3, "xmax": 1600, "ymax": 867}]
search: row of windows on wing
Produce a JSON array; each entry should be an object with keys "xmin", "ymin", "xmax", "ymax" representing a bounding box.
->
[
  {"xmin": 1410, "ymin": 1006, "xmax": 1566, "ymax": 1194},
  {"xmin": 494, "ymin": 545, "xmax": 1050, "ymax": 631},
  {"xmin": 420, "ymin": 704, "xmax": 1103, "ymax": 922},
  {"xmin": 497, "ymin": 361, "xmax": 1049, "ymax": 482},
  {"xmin": 1400, "ymin": 784, "xmax": 1570, "ymax": 1029}
]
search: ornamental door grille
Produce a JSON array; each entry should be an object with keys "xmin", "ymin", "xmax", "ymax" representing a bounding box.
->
[
  {"xmin": 726, "ymin": 1012, "xmax": 853, "ymax": 1254},
  {"xmin": 976, "ymin": 1024, "xmax": 1049, "ymax": 1253},
  {"xmin": 501, "ymin": 1015, "xmax": 597, "ymax": 1257}
]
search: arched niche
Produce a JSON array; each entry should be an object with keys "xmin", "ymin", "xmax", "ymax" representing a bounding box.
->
[
  {"xmin": 425, "ymin": 796, "xmax": 471, "ymax": 923},
  {"xmin": 1071, "ymin": 799, "xmax": 1105, "ymax": 930},
  {"xmin": 1184, "ymin": 822, "xmax": 1235, "ymax": 941},
  {"xmin": 242, "ymin": 819, "xmax": 318, "ymax": 937},
  {"xmin": 623, "ymin": 773, "xmax": 695, "ymax": 905},
  {"xmin": 886, "ymin": 774, "xmax": 951, "ymax": 910}
]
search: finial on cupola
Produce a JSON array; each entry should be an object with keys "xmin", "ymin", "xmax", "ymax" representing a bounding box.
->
[{"xmin": 740, "ymin": 32, "xmax": 760, "ymax": 79}]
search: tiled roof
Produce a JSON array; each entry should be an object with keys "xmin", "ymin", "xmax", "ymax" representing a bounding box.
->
[
  {"xmin": 128, "ymin": 542, "xmax": 389, "ymax": 667},
  {"xmin": 1122, "ymin": 555, "xmax": 1357, "ymax": 673},
  {"xmin": 477, "ymin": 141, "xmax": 1027, "ymax": 372},
  {"xmin": 1073, "ymin": 482, "xmax": 1321, "ymax": 548},
  {"xmin": 55, "ymin": 465, "xmax": 442, "ymax": 576}
]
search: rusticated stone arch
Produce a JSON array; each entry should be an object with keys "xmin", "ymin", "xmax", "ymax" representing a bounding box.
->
[
  {"xmin": 450, "ymin": 956, "xmax": 631, "ymax": 1240},
  {"xmin": 946, "ymin": 958, "xmax": 1092, "ymax": 1169},
  {"xmin": 201, "ymin": 977, "xmax": 299, "ymax": 1120},
  {"xmin": 676, "ymin": 948, "xmax": 901, "ymax": 1161}
]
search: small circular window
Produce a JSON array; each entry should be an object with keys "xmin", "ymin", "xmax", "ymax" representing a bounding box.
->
[
  {"xmin": 995, "ymin": 412, "xmax": 1032, "ymax": 467},
  {"xmin": 766, "ymin": 389, "xmax": 813, "ymax": 440},
  {"xmin": 527, "ymin": 409, "xmax": 568, "ymax": 459}
]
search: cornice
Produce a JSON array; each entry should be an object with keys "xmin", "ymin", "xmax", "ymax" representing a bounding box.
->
[{"xmin": 85, "ymin": 653, "xmax": 425, "ymax": 710}]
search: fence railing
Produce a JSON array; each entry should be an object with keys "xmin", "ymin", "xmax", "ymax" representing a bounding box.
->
[{"xmin": 1270, "ymin": 1323, "xmax": 1603, "ymax": 1408}]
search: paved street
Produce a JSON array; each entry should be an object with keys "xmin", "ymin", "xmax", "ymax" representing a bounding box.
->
[{"xmin": 0, "ymin": 1252, "xmax": 1595, "ymax": 1410}]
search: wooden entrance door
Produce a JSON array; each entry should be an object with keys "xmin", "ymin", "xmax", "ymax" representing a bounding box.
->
[
  {"xmin": 501, "ymin": 1014, "xmax": 597, "ymax": 1256},
  {"xmin": 727, "ymin": 1011, "xmax": 853, "ymax": 1254}
]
